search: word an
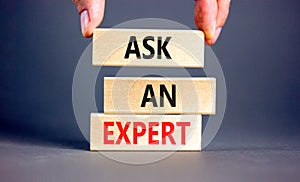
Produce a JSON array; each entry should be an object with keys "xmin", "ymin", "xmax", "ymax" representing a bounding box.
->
[{"xmin": 141, "ymin": 84, "xmax": 176, "ymax": 107}]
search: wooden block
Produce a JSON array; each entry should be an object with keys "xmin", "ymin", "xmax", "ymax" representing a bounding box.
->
[
  {"xmin": 90, "ymin": 113, "xmax": 201, "ymax": 151},
  {"xmin": 104, "ymin": 77, "xmax": 216, "ymax": 115},
  {"xmin": 93, "ymin": 28, "xmax": 204, "ymax": 68}
]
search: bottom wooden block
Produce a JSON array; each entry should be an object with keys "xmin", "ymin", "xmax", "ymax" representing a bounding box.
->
[{"xmin": 90, "ymin": 113, "xmax": 202, "ymax": 151}]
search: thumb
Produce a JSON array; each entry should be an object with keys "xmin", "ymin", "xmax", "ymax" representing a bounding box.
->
[
  {"xmin": 194, "ymin": 0, "xmax": 218, "ymax": 44},
  {"xmin": 73, "ymin": 0, "xmax": 105, "ymax": 38}
]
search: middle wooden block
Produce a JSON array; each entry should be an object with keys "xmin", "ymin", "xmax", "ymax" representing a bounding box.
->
[{"xmin": 104, "ymin": 77, "xmax": 216, "ymax": 115}]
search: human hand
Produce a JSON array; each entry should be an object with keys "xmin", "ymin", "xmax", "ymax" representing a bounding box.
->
[
  {"xmin": 73, "ymin": 0, "xmax": 230, "ymax": 45},
  {"xmin": 194, "ymin": 0, "xmax": 231, "ymax": 45},
  {"xmin": 73, "ymin": 0, "xmax": 105, "ymax": 38}
]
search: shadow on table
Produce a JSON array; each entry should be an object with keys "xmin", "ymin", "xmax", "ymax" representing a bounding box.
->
[{"xmin": 0, "ymin": 124, "xmax": 89, "ymax": 151}]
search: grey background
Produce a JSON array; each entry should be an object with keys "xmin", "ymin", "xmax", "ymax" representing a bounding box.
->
[{"xmin": 0, "ymin": 0, "xmax": 299, "ymax": 181}]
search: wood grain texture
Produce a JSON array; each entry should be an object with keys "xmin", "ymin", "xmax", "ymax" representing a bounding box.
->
[
  {"xmin": 90, "ymin": 113, "xmax": 201, "ymax": 151},
  {"xmin": 93, "ymin": 28, "xmax": 204, "ymax": 67},
  {"xmin": 104, "ymin": 77, "xmax": 216, "ymax": 114}
]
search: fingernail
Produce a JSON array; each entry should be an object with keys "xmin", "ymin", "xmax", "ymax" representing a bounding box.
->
[
  {"xmin": 212, "ymin": 27, "xmax": 222, "ymax": 43},
  {"xmin": 215, "ymin": 27, "xmax": 222, "ymax": 37},
  {"xmin": 80, "ymin": 10, "xmax": 89, "ymax": 36}
]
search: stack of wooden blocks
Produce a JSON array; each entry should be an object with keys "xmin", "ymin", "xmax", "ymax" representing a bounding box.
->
[{"xmin": 90, "ymin": 29, "xmax": 216, "ymax": 151}]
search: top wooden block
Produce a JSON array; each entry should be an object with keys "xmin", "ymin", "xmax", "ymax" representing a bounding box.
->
[{"xmin": 93, "ymin": 28, "xmax": 204, "ymax": 68}]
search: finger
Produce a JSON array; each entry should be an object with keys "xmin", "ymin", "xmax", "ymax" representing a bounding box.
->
[
  {"xmin": 73, "ymin": 0, "xmax": 105, "ymax": 38},
  {"xmin": 216, "ymin": 0, "xmax": 231, "ymax": 28},
  {"xmin": 208, "ymin": 0, "xmax": 230, "ymax": 45},
  {"xmin": 194, "ymin": 0, "xmax": 218, "ymax": 41},
  {"xmin": 206, "ymin": 27, "xmax": 222, "ymax": 45}
]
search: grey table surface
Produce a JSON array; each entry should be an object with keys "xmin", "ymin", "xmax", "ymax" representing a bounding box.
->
[{"xmin": 0, "ymin": 136, "xmax": 299, "ymax": 182}]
